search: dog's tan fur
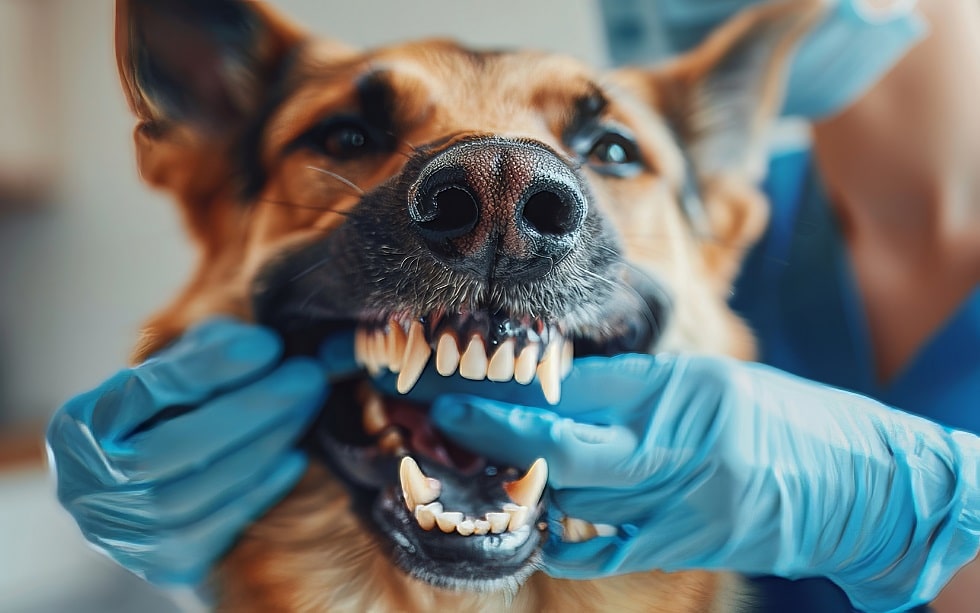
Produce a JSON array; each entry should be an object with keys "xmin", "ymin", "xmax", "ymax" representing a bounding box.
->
[{"xmin": 114, "ymin": 1, "xmax": 818, "ymax": 610}]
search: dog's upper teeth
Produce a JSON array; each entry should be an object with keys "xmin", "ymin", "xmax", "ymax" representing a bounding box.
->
[
  {"xmin": 487, "ymin": 339, "xmax": 516, "ymax": 382},
  {"xmin": 386, "ymin": 319, "xmax": 407, "ymax": 374},
  {"xmin": 353, "ymin": 321, "xmax": 573, "ymax": 404},
  {"xmin": 514, "ymin": 343, "xmax": 540, "ymax": 385},
  {"xmin": 435, "ymin": 332, "xmax": 460, "ymax": 376},
  {"xmin": 397, "ymin": 321, "xmax": 431, "ymax": 394},
  {"xmin": 399, "ymin": 457, "xmax": 441, "ymax": 511},
  {"xmin": 537, "ymin": 341, "xmax": 564, "ymax": 404},
  {"xmin": 459, "ymin": 336, "xmax": 489, "ymax": 380},
  {"xmin": 503, "ymin": 458, "xmax": 548, "ymax": 509}
]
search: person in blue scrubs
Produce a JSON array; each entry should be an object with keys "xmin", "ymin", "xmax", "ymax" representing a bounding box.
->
[{"xmin": 45, "ymin": 1, "xmax": 979, "ymax": 611}]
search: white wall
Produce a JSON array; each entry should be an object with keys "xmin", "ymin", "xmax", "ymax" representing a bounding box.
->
[{"xmin": 0, "ymin": 0, "xmax": 608, "ymax": 428}]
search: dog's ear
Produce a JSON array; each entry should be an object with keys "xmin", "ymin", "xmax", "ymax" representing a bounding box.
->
[
  {"xmin": 115, "ymin": 0, "xmax": 306, "ymax": 131},
  {"xmin": 612, "ymin": 0, "xmax": 822, "ymax": 282}
]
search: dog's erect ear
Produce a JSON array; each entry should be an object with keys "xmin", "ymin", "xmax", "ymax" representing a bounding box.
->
[
  {"xmin": 115, "ymin": 0, "xmax": 307, "ymax": 131},
  {"xmin": 612, "ymin": 0, "xmax": 822, "ymax": 283},
  {"xmin": 647, "ymin": 0, "xmax": 822, "ymax": 183}
]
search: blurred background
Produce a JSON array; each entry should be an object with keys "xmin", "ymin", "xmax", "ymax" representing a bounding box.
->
[{"xmin": 0, "ymin": 0, "xmax": 620, "ymax": 610}]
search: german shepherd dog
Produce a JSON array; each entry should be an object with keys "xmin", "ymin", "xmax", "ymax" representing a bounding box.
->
[{"xmin": 115, "ymin": 1, "xmax": 817, "ymax": 610}]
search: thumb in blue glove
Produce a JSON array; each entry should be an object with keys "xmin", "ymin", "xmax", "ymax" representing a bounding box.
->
[
  {"xmin": 429, "ymin": 354, "xmax": 980, "ymax": 613},
  {"xmin": 46, "ymin": 318, "xmax": 355, "ymax": 586}
]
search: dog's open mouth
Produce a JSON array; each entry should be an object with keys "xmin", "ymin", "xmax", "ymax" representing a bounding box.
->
[{"xmin": 295, "ymin": 303, "xmax": 660, "ymax": 592}]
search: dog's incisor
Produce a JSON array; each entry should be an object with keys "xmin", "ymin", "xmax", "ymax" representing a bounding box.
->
[{"xmin": 115, "ymin": 1, "xmax": 818, "ymax": 610}]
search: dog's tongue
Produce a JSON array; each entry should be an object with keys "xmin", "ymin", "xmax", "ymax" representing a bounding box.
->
[{"xmin": 385, "ymin": 399, "xmax": 485, "ymax": 474}]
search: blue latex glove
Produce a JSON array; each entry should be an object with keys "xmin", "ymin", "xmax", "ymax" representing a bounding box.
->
[
  {"xmin": 46, "ymin": 318, "xmax": 353, "ymax": 586},
  {"xmin": 428, "ymin": 354, "xmax": 980, "ymax": 613}
]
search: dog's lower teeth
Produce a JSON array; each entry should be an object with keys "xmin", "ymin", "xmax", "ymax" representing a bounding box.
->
[
  {"xmin": 473, "ymin": 519, "xmax": 491, "ymax": 535},
  {"xmin": 459, "ymin": 336, "xmax": 488, "ymax": 380},
  {"xmin": 503, "ymin": 503, "xmax": 530, "ymax": 531},
  {"xmin": 456, "ymin": 519, "xmax": 476, "ymax": 536},
  {"xmin": 436, "ymin": 511, "xmax": 464, "ymax": 533},
  {"xmin": 399, "ymin": 457, "xmax": 440, "ymax": 511},
  {"xmin": 415, "ymin": 502, "xmax": 443, "ymax": 531},
  {"xmin": 486, "ymin": 512, "xmax": 511, "ymax": 534}
]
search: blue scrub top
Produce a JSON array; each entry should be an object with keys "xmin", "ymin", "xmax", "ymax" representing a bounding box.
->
[{"xmin": 731, "ymin": 149, "xmax": 980, "ymax": 612}]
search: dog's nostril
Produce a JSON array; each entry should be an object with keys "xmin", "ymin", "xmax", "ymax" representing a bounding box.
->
[
  {"xmin": 414, "ymin": 186, "xmax": 480, "ymax": 240},
  {"xmin": 522, "ymin": 190, "xmax": 582, "ymax": 236}
]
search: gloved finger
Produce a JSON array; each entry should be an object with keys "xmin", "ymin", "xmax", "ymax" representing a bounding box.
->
[
  {"xmin": 69, "ymin": 416, "xmax": 313, "ymax": 528},
  {"xmin": 106, "ymin": 358, "xmax": 325, "ymax": 483},
  {"xmin": 91, "ymin": 318, "xmax": 284, "ymax": 440},
  {"xmin": 430, "ymin": 396, "xmax": 640, "ymax": 488},
  {"xmin": 318, "ymin": 330, "xmax": 361, "ymax": 380},
  {"xmin": 86, "ymin": 451, "xmax": 308, "ymax": 586},
  {"xmin": 372, "ymin": 353, "xmax": 673, "ymax": 421},
  {"xmin": 539, "ymin": 532, "xmax": 624, "ymax": 580}
]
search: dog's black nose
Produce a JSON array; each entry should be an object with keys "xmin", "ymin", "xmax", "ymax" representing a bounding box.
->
[{"xmin": 409, "ymin": 138, "xmax": 587, "ymax": 281}]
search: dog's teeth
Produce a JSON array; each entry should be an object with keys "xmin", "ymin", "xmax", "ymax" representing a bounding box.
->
[
  {"xmin": 399, "ymin": 457, "xmax": 440, "ymax": 511},
  {"xmin": 435, "ymin": 333, "xmax": 460, "ymax": 376},
  {"xmin": 487, "ymin": 339, "xmax": 516, "ymax": 382},
  {"xmin": 374, "ymin": 330, "xmax": 390, "ymax": 370},
  {"xmin": 386, "ymin": 320, "xmax": 407, "ymax": 374},
  {"xmin": 503, "ymin": 458, "xmax": 548, "ymax": 509},
  {"xmin": 593, "ymin": 523, "xmax": 618, "ymax": 537},
  {"xmin": 459, "ymin": 336, "xmax": 488, "ymax": 380},
  {"xmin": 514, "ymin": 343, "xmax": 540, "ymax": 385},
  {"xmin": 379, "ymin": 429, "xmax": 407, "ymax": 456},
  {"xmin": 436, "ymin": 511, "xmax": 464, "ymax": 533},
  {"xmin": 414, "ymin": 502, "xmax": 443, "ymax": 531},
  {"xmin": 561, "ymin": 338, "xmax": 574, "ymax": 378},
  {"xmin": 473, "ymin": 519, "xmax": 491, "ymax": 535},
  {"xmin": 362, "ymin": 393, "xmax": 388, "ymax": 435},
  {"xmin": 397, "ymin": 321, "xmax": 431, "ymax": 394},
  {"xmin": 503, "ymin": 503, "xmax": 530, "ymax": 532},
  {"xmin": 486, "ymin": 512, "xmax": 511, "ymax": 534},
  {"xmin": 354, "ymin": 327, "xmax": 369, "ymax": 366},
  {"xmin": 537, "ymin": 341, "xmax": 563, "ymax": 404},
  {"xmin": 456, "ymin": 519, "xmax": 476, "ymax": 536}
]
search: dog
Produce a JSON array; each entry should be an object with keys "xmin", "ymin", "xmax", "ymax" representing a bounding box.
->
[{"xmin": 114, "ymin": 0, "xmax": 817, "ymax": 610}]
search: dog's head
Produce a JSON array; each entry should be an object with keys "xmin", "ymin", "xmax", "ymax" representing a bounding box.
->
[{"xmin": 117, "ymin": 0, "xmax": 815, "ymax": 593}]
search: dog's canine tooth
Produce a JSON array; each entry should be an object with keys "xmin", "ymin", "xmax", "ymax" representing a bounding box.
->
[
  {"xmin": 362, "ymin": 393, "xmax": 388, "ymax": 435},
  {"xmin": 459, "ymin": 335, "xmax": 489, "ymax": 380},
  {"xmin": 414, "ymin": 502, "xmax": 443, "ymax": 531},
  {"xmin": 399, "ymin": 457, "xmax": 440, "ymax": 511},
  {"xmin": 503, "ymin": 503, "xmax": 530, "ymax": 532},
  {"xmin": 561, "ymin": 338, "xmax": 574, "ymax": 378},
  {"xmin": 514, "ymin": 343, "xmax": 540, "ymax": 385},
  {"xmin": 537, "ymin": 340, "xmax": 563, "ymax": 404},
  {"xmin": 435, "ymin": 332, "xmax": 460, "ymax": 376},
  {"xmin": 456, "ymin": 519, "xmax": 476, "ymax": 536},
  {"xmin": 386, "ymin": 320, "xmax": 407, "ymax": 374},
  {"xmin": 486, "ymin": 512, "xmax": 511, "ymax": 534},
  {"xmin": 397, "ymin": 321, "xmax": 431, "ymax": 394},
  {"xmin": 473, "ymin": 519, "xmax": 491, "ymax": 535},
  {"xmin": 435, "ymin": 511, "xmax": 464, "ymax": 533},
  {"xmin": 487, "ymin": 338, "xmax": 516, "ymax": 382},
  {"xmin": 503, "ymin": 458, "xmax": 548, "ymax": 509}
]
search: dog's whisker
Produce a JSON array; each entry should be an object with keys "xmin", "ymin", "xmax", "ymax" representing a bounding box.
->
[{"xmin": 305, "ymin": 165, "xmax": 366, "ymax": 195}]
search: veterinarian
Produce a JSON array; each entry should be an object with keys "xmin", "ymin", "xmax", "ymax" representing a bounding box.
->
[{"xmin": 46, "ymin": 0, "xmax": 978, "ymax": 612}]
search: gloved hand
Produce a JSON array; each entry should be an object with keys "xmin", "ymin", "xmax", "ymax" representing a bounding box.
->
[
  {"xmin": 46, "ymin": 318, "xmax": 354, "ymax": 586},
  {"xmin": 427, "ymin": 353, "xmax": 980, "ymax": 613}
]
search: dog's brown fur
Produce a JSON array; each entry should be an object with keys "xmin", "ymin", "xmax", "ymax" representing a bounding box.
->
[{"xmin": 114, "ymin": 1, "xmax": 818, "ymax": 610}]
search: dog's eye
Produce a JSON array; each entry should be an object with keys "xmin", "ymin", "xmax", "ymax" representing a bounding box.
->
[
  {"xmin": 300, "ymin": 116, "xmax": 386, "ymax": 160},
  {"xmin": 587, "ymin": 132, "xmax": 640, "ymax": 167}
]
